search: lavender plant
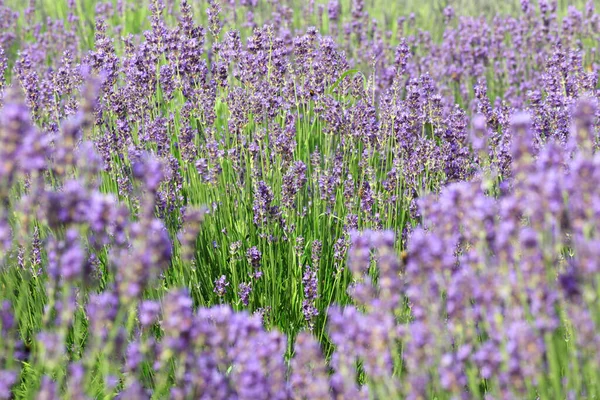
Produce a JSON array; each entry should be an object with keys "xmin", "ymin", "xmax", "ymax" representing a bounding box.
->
[{"xmin": 0, "ymin": 0, "xmax": 597, "ymax": 398}]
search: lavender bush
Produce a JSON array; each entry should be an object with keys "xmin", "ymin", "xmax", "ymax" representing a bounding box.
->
[{"xmin": 0, "ymin": 0, "xmax": 598, "ymax": 398}]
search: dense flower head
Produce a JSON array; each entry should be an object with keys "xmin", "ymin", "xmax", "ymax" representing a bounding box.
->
[{"xmin": 213, "ymin": 275, "xmax": 229, "ymax": 297}]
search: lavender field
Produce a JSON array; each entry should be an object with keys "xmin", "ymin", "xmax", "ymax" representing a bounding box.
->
[{"xmin": 0, "ymin": 0, "xmax": 598, "ymax": 398}]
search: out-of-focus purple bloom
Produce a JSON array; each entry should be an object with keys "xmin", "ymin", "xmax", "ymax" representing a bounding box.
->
[
  {"xmin": 161, "ymin": 288, "xmax": 194, "ymax": 357},
  {"xmin": 289, "ymin": 332, "xmax": 329, "ymax": 398},
  {"xmin": 37, "ymin": 331, "xmax": 64, "ymax": 367},
  {"xmin": 139, "ymin": 300, "xmax": 160, "ymax": 328},
  {"xmin": 87, "ymin": 291, "xmax": 119, "ymax": 344},
  {"xmin": 0, "ymin": 301, "xmax": 14, "ymax": 334},
  {"xmin": 130, "ymin": 149, "xmax": 164, "ymax": 193},
  {"xmin": 0, "ymin": 370, "xmax": 17, "ymax": 399},
  {"xmin": 37, "ymin": 376, "xmax": 58, "ymax": 400}
]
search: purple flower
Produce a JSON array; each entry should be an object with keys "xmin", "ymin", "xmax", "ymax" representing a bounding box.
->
[
  {"xmin": 290, "ymin": 332, "xmax": 329, "ymax": 398},
  {"xmin": 238, "ymin": 282, "xmax": 252, "ymax": 307},
  {"xmin": 281, "ymin": 161, "xmax": 307, "ymax": 209},
  {"xmin": 37, "ymin": 331, "xmax": 64, "ymax": 367},
  {"xmin": 206, "ymin": 0, "xmax": 222, "ymax": 37},
  {"xmin": 139, "ymin": 300, "xmax": 161, "ymax": 328},
  {"xmin": 161, "ymin": 288, "xmax": 194, "ymax": 356},
  {"xmin": 245, "ymin": 247, "xmax": 261, "ymax": 267},
  {"xmin": 129, "ymin": 149, "xmax": 164, "ymax": 193},
  {"xmin": 87, "ymin": 291, "xmax": 119, "ymax": 344},
  {"xmin": 37, "ymin": 376, "xmax": 58, "ymax": 400},
  {"xmin": 0, "ymin": 370, "xmax": 17, "ymax": 400},
  {"xmin": 253, "ymin": 181, "xmax": 276, "ymax": 226},
  {"xmin": 58, "ymin": 229, "xmax": 85, "ymax": 282},
  {"xmin": 0, "ymin": 301, "xmax": 14, "ymax": 333},
  {"xmin": 213, "ymin": 275, "xmax": 229, "ymax": 297},
  {"xmin": 302, "ymin": 265, "xmax": 319, "ymax": 330}
]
